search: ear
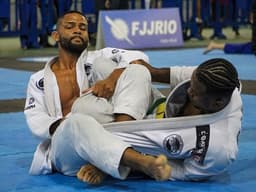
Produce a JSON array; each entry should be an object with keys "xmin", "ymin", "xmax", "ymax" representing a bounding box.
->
[{"xmin": 51, "ymin": 31, "xmax": 59, "ymax": 42}]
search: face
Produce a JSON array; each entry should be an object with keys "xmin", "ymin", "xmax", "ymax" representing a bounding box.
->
[
  {"xmin": 54, "ymin": 13, "xmax": 89, "ymax": 54},
  {"xmin": 187, "ymin": 70, "xmax": 221, "ymax": 113}
]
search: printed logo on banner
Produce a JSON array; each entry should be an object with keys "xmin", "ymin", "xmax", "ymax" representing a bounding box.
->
[
  {"xmin": 105, "ymin": 16, "xmax": 134, "ymax": 46},
  {"xmin": 98, "ymin": 8, "xmax": 183, "ymax": 49}
]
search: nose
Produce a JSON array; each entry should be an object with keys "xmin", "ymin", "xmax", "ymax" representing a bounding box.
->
[
  {"xmin": 73, "ymin": 25, "xmax": 82, "ymax": 34},
  {"xmin": 73, "ymin": 28, "xmax": 82, "ymax": 34},
  {"xmin": 74, "ymin": 31, "xmax": 81, "ymax": 35}
]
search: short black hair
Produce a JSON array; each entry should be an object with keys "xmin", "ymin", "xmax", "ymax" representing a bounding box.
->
[{"xmin": 196, "ymin": 58, "xmax": 240, "ymax": 95}]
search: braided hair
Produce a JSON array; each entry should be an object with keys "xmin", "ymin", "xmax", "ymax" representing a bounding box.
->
[{"xmin": 196, "ymin": 58, "xmax": 240, "ymax": 95}]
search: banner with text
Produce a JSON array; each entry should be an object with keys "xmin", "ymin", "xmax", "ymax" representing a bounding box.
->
[{"xmin": 96, "ymin": 8, "xmax": 183, "ymax": 49}]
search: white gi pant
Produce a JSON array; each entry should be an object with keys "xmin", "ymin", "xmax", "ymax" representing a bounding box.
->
[
  {"xmin": 50, "ymin": 114, "xmax": 131, "ymax": 179},
  {"xmin": 49, "ymin": 59, "xmax": 152, "ymax": 179}
]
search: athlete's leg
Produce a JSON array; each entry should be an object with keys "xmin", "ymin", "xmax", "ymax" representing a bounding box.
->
[
  {"xmin": 71, "ymin": 57, "xmax": 154, "ymax": 184},
  {"xmin": 51, "ymin": 113, "xmax": 170, "ymax": 185},
  {"xmin": 71, "ymin": 93, "xmax": 114, "ymax": 124},
  {"xmin": 120, "ymin": 148, "xmax": 171, "ymax": 181},
  {"xmin": 72, "ymin": 57, "xmax": 152, "ymax": 122},
  {"xmin": 77, "ymin": 164, "xmax": 107, "ymax": 185},
  {"xmin": 77, "ymin": 148, "xmax": 171, "ymax": 185},
  {"xmin": 50, "ymin": 113, "xmax": 131, "ymax": 178},
  {"xmin": 111, "ymin": 64, "xmax": 152, "ymax": 120}
]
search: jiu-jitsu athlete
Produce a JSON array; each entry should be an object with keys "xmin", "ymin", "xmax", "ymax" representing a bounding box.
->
[
  {"xmin": 71, "ymin": 58, "xmax": 242, "ymax": 184},
  {"xmin": 24, "ymin": 10, "xmax": 171, "ymax": 184}
]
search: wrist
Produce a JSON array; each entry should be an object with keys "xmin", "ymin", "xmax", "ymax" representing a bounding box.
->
[
  {"xmin": 152, "ymin": 68, "xmax": 170, "ymax": 83},
  {"xmin": 110, "ymin": 68, "xmax": 125, "ymax": 81}
]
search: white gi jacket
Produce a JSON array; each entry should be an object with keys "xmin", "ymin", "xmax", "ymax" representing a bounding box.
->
[{"xmin": 24, "ymin": 47, "xmax": 149, "ymax": 174}]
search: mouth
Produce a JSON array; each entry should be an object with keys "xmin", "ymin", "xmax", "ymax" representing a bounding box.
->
[{"xmin": 71, "ymin": 36, "xmax": 84, "ymax": 43}]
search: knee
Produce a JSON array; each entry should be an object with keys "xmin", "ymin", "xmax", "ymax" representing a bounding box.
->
[
  {"xmin": 72, "ymin": 95, "xmax": 95, "ymax": 114},
  {"xmin": 72, "ymin": 94, "xmax": 104, "ymax": 115},
  {"xmin": 70, "ymin": 113, "xmax": 95, "ymax": 123},
  {"xmin": 68, "ymin": 113, "xmax": 98, "ymax": 132},
  {"xmin": 53, "ymin": 113, "xmax": 97, "ymax": 139},
  {"xmin": 126, "ymin": 64, "xmax": 151, "ymax": 83},
  {"xmin": 92, "ymin": 56, "xmax": 117, "ymax": 79},
  {"xmin": 67, "ymin": 113, "xmax": 106, "ymax": 139}
]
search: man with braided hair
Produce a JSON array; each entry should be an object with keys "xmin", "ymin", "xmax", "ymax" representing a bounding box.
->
[{"xmin": 72, "ymin": 58, "xmax": 242, "ymax": 184}]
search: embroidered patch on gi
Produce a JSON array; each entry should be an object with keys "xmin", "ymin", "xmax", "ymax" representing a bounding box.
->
[
  {"xmin": 192, "ymin": 125, "xmax": 210, "ymax": 165},
  {"xmin": 25, "ymin": 97, "xmax": 36, "ymax": 110},
  {"xmin": 163, "ymin": 134, "xmax": 183, "ymax": 155},
  {"xmin": 112, "ymin": 49, "xmax": 119, "ymax": 54},
  {"xmin": 36, "ymin": 78, "xmax": 44, "ymax": 91}
]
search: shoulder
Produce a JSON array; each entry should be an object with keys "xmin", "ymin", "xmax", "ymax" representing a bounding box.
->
[
  {"xmin": 29, "ymin": 56, "xmax": 57, "ymax": 81},
  {"xmin": 86, "ymin": 48, "xmax": 119, "ymax": 63},
  {"xmin": 29, "ymin": 69, "xmax": 44, "ymax": 81},
  {"xmin": 28, "ymin": 70, "xmax": 45, "ymax": 91},
  {"xmin": 88, "ymin": 47, "xmax": 122, "ymax": 56}
]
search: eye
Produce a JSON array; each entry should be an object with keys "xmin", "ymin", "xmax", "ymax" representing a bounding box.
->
[
  {"xmin": 79, "ymin": 24, "xmax": 88, "ymax": 31},
  {"xmin": 64, "ymin": 23, "xmax": 75, "ymax": 29}
]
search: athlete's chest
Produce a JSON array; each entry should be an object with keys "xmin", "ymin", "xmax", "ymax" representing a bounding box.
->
[{"xmin": 54, "ymin": 69, "xmax": 80, "ymax": 115}]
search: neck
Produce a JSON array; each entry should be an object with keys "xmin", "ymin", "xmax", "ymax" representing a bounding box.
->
[{"xmin": 56, "ymin": 50, "xmax": 80, "ymax": 70}]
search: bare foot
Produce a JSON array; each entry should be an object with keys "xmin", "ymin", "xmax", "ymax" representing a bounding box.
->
[
  {"xmin": 142, "ymin": 155, "xmax": 171, "ymax": 181},
  {"xmin": 77, "ymin": 164, "xmax": 106, "ymax": 185}
]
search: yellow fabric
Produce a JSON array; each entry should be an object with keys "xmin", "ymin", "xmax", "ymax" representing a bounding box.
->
[{"xmin": 155, "ymin": 102, "xmax": 165, "ymax": 119}]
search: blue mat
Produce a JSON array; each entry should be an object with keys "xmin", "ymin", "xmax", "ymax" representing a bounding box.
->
[
  {"xmin": 0, "ymin": 68, "xmax": 32, "ymax": 100},
  {"xmin": 0, "ymin": 94, "xmax": 255, "ymax": 191}
]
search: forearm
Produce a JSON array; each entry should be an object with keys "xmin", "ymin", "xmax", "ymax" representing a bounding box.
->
[
  {"xmin": 150, "ymin": 67, "xmax": 170, "ymax": 83},
  {"xmin": 107, "ymin": 68, "xmax": 125, "ymax": 83},
  {"xmin": 224, "ymin": 42, "xmax": 253, "ymax": 54},
  {"xmin": 130, "ymin": 59, "xmax": 170, "ymax": 83},
  {"xmin": 92, "ymin": 68, "xmax": 125, "ymax": 98}
]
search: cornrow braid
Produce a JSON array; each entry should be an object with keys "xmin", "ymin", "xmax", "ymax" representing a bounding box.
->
[{"xmin": 196, "ymin": 58, "xmax": 240, "ymax": 93}]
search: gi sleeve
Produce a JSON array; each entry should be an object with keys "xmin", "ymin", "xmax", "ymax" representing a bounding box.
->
[
  {"xmin": 170, "ymin": 66, "xmax": 197, "ymax": 87},
  {"xmin": 24, "ymin": 74, "xmax": 60, "ymax": 139},
  {"xmin": 223, "ymin": 42, "xmax": 253, "ymax": 54}
]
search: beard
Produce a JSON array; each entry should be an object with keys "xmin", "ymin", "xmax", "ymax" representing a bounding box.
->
[{"xmin": 59, "ymin": 36, "xmax": 88, "ymax": 55}]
